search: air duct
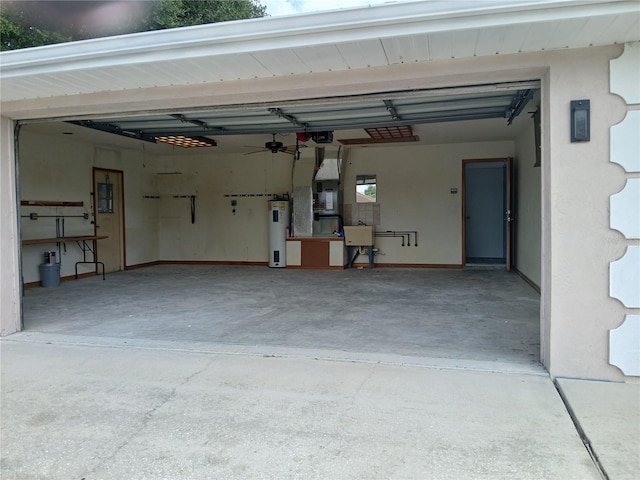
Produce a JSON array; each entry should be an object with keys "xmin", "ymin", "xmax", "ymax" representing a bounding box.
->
[{"xmin": 314, "ymin": 146, "xmax": 342, "ymax": 181}]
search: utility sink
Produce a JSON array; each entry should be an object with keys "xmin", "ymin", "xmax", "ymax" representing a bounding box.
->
[{"xmin": 344, "ymin": 226, "xmax": 375, "ymax": 246}]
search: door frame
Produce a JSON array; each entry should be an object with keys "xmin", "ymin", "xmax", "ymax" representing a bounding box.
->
[
  {"xmin": 92, "ymin": 167, "xmax": 126, "ymax": 271},
  {"xmin": 461, "ymin": 157, "xmax": 513, "ymax": 270}
]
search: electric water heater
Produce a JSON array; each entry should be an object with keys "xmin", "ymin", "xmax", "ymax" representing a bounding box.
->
[{"xmin": 268, "ymin": 200, "xmax": 289, "ymax": 268}]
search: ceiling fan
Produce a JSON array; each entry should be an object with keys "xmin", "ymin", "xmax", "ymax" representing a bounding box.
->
[{"xmin": 244, "ymin": 133, "xmax": 306, "ymax": 156}]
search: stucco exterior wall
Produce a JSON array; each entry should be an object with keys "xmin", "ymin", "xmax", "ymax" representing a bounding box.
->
[{"xmin": 545, "ymin": 47, "xmax": 630, "ymax": 381}]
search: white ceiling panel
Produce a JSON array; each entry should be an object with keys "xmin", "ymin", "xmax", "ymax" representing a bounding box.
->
[
  {"xmin": 427, "ymin": 31, "xmax": 459, "ymax": 61},
  {"xmin": 137, "ymin": 62, "xmax": 209, "ymax": 85},
  {"xmin": 553, "ymin": 17, "xmax": 591, "ymax": 47},
  {"xmin": 251, "ymin": 49, "xmax": 312, "ymax": 76},
  {"xmin": 473, "ymin": 26, "xmax": 508, "ymax": 57},
  {"xmin": 451, "ymin": 29, "xmax": 482, "ymax": 59},
  {"xmin": 290, "ymin": 45, "xmax": 350, "ymax": 73},
  {"xmin": 35, "ymin": 73, "xmax": 101, "ymax": 96},
  {"xmin": 572, "ymin": 15, "xmax": 640, "ymax": 47},
  {"xmin": 335, "ymin": 40, "xmax": 388, "ymax": 69},
  {"xmin": 381, "ymin": 35, "xmax": 430, "ymax": 64},
  {"xmin": 158, "ymin": 57, "xmax": 224, "ymax": 83},
  {"xmin": 498, "ymin": 24, "xmax": 534, "ymax": 54},
  {"xmin": 197, "ymin": 54, "xmax": 275, "ymax": 81},
  {"xmin": 519, "ymin": 21, "xmax": 565, "ymax": 52},
  {"xmin": 95, "ymin": 66, "xmax": 160, "ymax": 90}
]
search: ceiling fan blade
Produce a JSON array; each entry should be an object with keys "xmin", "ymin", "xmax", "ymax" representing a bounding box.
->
[
  {"xmin": 244, "ymin": 149, "xmax": 267, "ymax": 155},
  {"xmin": 282, "ymin": 144, "xmax": 308, "ymax": 153}
]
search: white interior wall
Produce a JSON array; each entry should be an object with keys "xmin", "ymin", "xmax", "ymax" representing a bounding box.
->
[
  {"xmin": 19, "ymin": 134, "xmax": 522, "ymax": 273},
  {"xmin": 155, "ymin": 151, "xmax": 293, "ymax": 262},
  {"xmin": 154, "ymin": 140, "xmax": 517, "ymax": 266},
  {"xmin": 514, "ymin": 117, "xmax": 542, "ymax": 287},
  {"xmin": 343, "ymin": 141, "xmax": 515, "ymax": 265},
  {"xmin": 19, "ymin": 128, "xmax": 159, "ymax": 283}
]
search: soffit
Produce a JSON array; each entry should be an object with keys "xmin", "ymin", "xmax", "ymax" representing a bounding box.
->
[{"xmin": 0, "ymin": 0, "xmax": 638, "ymax": 104}]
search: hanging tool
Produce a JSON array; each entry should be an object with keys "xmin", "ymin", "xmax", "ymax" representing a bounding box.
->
[{"xmin": 172, "ymin": 195, "xmax": 197, "ymax": 224}]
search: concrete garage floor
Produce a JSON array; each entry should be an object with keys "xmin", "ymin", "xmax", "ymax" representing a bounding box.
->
[{"xmin": 22, "ymin": 265, "xmax": 541, "ymax": 370}]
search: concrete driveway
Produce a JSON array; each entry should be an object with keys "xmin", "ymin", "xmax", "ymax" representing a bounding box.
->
[{"xmin": 3, "ymin": 332, "xmax": 631, "ymax": 480}]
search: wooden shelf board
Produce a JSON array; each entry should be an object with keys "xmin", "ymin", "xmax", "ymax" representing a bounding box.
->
[
  {"xmin": 21, "ymin": 200, "xmax": 84, "ymax": 207},
  {"xmin": 22, "ymin": 235, "xmax": 107, "ymax": 246}
]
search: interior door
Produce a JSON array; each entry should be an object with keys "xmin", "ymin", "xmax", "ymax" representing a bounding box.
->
[
  {"xmin": 505, "ymin": 157, "xmax": 513, "ymax": 271},
  {"xmin": 463, "ymin": 158, "xmax": 513, "ymax": 270},
  {"xmin": 93, "ymin": 168, "xmax": 124, "ymax": 273}
]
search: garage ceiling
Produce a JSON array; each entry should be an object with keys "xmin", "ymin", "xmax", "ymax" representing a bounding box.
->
[{"xmin": 69, "ymin": 81, "xmax": 538, "ymax": 145}]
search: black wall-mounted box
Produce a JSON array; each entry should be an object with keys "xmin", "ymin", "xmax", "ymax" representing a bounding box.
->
[
  {"xmin": 570, "ymin": 100, "xmax": 590, "ymax": 142},
  {"xmin": 312, "ymin": 131, "xmax": 334, "ymax": 144}
]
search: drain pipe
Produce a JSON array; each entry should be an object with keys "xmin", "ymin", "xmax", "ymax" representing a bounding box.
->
[{"xmin": 553, "ymin": 378, "xmax": 609, "ymax": 480}]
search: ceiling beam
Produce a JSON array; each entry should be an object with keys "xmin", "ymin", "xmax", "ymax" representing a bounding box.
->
[
  {"xmin": 268, "ymin": 108, "xmax": 308, "ymax": 130},
  {"xmin": 338, "ymin": 136, "xmax": 420, "ymax": 145}
]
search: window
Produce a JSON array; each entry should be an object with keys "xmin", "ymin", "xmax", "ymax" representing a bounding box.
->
[
  {"xmin": 97, "ymin": 182, "xmax": 114, "ymax": 213},
  {"xmin": 356, "ymin": 175, "xmax": 376, "ymax": 203}
]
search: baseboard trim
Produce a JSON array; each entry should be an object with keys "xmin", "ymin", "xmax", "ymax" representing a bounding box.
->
[
  {"xmin": 125, "ymin": 261, "xmax": 161, "ymax": 270},
  {"xmin": 23, "ymin": 271, "xmax": 97, "ymax": 289},
  {"xmin": 130, "ymin": 260, "xmax": 463, "ymax": 270},
  {"xmin": 514, "ymin": 267, "xmax": 541, "ymax": 294},
  {"xmin": 23, "ymin": 261, "xmax": 470, "ymax": 287},
  {"xmin": 64, "ymin": 272, "xmax": 97, "ymax": 282},
  {"xmin": 156, "ymin": 260, "xmax": 269, "ymax": 267},
  {"xmin": 350, "ymin": 263, "xmax": 464, "ymax": 269},
  {"xmin": 286, "ymin": 265, "xmax": 345, "ymax": 270}
]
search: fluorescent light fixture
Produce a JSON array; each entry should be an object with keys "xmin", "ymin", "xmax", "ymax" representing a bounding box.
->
[
  {"xmin": 339, "ymin": 125, "xmax": 419, "ymax": 145},
  {"xmin": 365, "ymin": 125, "xmax": 414, "ymax": 139},
  {"xmin": 155, "ymin": 135, "xmax": 217, "ymax": 147}
]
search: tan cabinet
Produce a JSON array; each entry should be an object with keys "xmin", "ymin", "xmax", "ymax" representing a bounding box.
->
[{"xmin": 286, "ymin": 238, "xmax": 345, "ymax": 269}]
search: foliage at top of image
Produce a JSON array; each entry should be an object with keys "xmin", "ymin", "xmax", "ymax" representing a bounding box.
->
[
  {"xmin": 1, "ymin": 0, "xmax": 267, "ymax": 51},
  {"xmin": 1, "ymin": 8, "xmax": 72, "ymax": 50}
]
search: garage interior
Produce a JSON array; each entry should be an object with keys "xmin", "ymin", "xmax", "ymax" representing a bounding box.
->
[{"xmin": 18, "ymin": 80, "xmax": 542, "ymax": 369}]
